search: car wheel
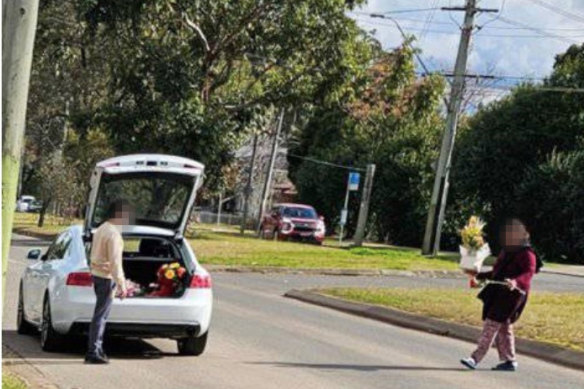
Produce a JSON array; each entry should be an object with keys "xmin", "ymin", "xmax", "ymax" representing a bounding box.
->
[
  {"xmin": 177, "ymin": 332, "xmax": 208, "ymax": 356},
  {"xmin": 40, "ymin": 295, "xmax": 62, "ymax": 352},
  {"xmin": 17, "ymin": 285, "xmax": 36, "ymax": 335}
]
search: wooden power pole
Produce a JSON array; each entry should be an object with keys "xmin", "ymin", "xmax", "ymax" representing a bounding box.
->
[
  {"xmin": 257, "ymin": 109, "xmax": 284, "ymax": 235},
  {"xmin": 240, "ymin": 135, "xmax": 258, "ymax": 234},
  {"xmin": 422, "ymin": 0, "xmax": 497, "ymax": 256},
  {"xmin": 2, "ymin": 0, "xmax": 40, "ymax": 294},
  {"xmin": 353, "ymin": 164, "xmax": 376, "ymax": 247}
]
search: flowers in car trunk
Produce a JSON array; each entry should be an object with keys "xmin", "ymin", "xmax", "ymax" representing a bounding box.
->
[
  {"xmin": 459, "ymin": 216, "xmax": 491, "ymax": 272},
  {"xmin": 149, "ymin": 262, "xmax": 188, "ymax": 297}
]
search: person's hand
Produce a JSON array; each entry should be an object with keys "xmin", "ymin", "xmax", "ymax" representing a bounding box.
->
[
  {"xmin": 117, "ymin": 288, "xmax": 128, "ymax": 300},
  {"xmin": 505, "ymin": 278, "xmax": 517, "ymax": 290}
]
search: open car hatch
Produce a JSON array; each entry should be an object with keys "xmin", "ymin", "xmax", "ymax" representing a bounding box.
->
[{"xmin": 84, "ymin": 154, "xmax": 204, "ymax": 238}]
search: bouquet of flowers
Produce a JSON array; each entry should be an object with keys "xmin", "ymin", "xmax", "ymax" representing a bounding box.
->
[
  {"xmin": 459, "ymin": 216, "xmax": 491, "ymax": 272},
  {"xmin": 125, "ymin": 279, "xmax": 145, "ymax": 297},
  {"xmin": 148, "ymin": 262, "xmax": 187, "ymax": 297}
]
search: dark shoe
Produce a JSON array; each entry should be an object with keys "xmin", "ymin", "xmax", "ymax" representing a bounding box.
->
[
  {"xmin": 97, "ymin": 351, "xmax": 109, "ymax": 363},
  {"xmin": 84, "ymin": 354, "xmax": 109, "ymax": 364},
  {"xmin": 460, "ymin": 357, "xmax": 477, "ymax": 370},
  {"xmin": 492, "ymin": 361, "xmax": 518, "ymax": 371}
]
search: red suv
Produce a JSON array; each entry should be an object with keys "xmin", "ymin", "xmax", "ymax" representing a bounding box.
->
[{"xmin": 260, "ymin": 203, "xmax": 326, "ymax": 244}]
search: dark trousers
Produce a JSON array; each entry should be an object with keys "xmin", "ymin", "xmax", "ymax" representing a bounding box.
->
[{"xmin": 87, "ymin": 276, "xmax": 115, "ymax": 357}]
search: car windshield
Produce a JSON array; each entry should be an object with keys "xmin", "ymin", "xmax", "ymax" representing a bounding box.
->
[
  {"xmin": 282, "ymin": 207, "xmax": 317, "ymax": 219},
  {"xmin": 92, "ymin": 172, "xmax": 194, "ymax": 229}
]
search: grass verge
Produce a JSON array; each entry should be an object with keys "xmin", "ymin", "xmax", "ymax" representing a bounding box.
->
[
  {"xmin": 320, "ymin": 287, "xmax": 584, "ymax": 351},
  {"xmin": 10, "ymin": 212, "xmax": 460, "ymax": 271},
  {"xmin": 2, "ymin": 373, "xmax": 28, "ymax": 389}
]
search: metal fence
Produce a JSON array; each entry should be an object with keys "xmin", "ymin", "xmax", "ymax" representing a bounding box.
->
[{"xmin": 194, "ymin": 211, "xmax": 243, "ymax": 226}]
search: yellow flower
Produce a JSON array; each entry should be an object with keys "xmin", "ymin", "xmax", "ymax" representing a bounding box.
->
[
  {"xmin": 162, "ymin": 264, "xmax": 169, "ymax": 269},
  {"xmin": 165, "ymin": 269, "xmax": 176, "ymax": 280},
  {"xmin": 170, "ymin": 262, "xmax": 180, "ymax": 269}
]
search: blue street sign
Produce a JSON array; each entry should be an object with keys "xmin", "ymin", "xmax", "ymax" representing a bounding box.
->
[{"xmin": 348, "ymin": 172, "xmax": 360, "ymax": 191}]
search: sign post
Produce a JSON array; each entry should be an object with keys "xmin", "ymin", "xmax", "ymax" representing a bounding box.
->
[{"xmin": 339, "ymin": 172, "xmax": 360, "ymax": 245}]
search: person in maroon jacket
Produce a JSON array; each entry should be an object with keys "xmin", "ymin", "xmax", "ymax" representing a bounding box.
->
[{"xmin": 461, "ymin": 218, "xmax": 539, "ymax": 371}]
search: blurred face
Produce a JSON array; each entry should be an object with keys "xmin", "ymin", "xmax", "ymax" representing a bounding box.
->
[
  {"xmin": 500, "ymin": 220, "xmax": 529, "ymax": 248},
  {"xmin": 115, "ymin": 204, "xmax": 134, "ymax": 225}
]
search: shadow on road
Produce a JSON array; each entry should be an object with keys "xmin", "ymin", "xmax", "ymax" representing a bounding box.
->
[
  {"xmin": 249, "ymin": 361, "xmax": 467, "ymax": 372},
  {"xmin": 2, "ymin": 330, "xmax": 181, "ymax": 364}
]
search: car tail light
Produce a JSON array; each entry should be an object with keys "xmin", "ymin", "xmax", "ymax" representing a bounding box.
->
[
  {"xmin": 102, "ymin": 162, "xmax": 120, "ymax": 168},
  {"xmin": 183, "ymin": 164, "xmax": 198, "ymax": 169},
  {"xmin": 66, "ymin": 272, "xmax": 93, "ymax": 287},
  {"xmin": 189, "ymin": 274, "xmax": 212, "ymax": 288}
]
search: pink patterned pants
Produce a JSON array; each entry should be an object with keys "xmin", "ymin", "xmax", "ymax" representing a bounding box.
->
[{"xmin": 471, "ymin": 318, "xmax": 516, "ymax": 363}]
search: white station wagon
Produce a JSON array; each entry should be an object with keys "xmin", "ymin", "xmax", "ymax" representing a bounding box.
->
[{"xmin": 17, "ymin": 154, "xmax": 213, "ymax": 355}]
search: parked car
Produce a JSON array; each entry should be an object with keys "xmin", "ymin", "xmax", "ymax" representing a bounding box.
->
[
  {"xmin": 17, "ymin": 154, "xmax": 213, "ymax": 355},
  {"xmin": 16, "ymin": 195, "xmax": 36, "ymax": 212},
  {"xmin": 260, "ymin": 203, "xmax": 326, "ymax": 244},
  {"xmin": 28, "ymin": 200, "xmax": 43, "ymax": 213}
]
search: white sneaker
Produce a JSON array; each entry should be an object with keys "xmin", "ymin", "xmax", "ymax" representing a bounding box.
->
[{"xmin": 460, "ymin": 357, "xmax": 477, "ymax": 370}]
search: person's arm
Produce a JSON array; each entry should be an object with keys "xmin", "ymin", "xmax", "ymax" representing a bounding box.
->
[
  {"xmin": 507, "ymin": 250, "xmax": 536, "ymax": 291},
  {"xmin": 108, "ymin": 232, "xmax": 127, "ymax": 295}
]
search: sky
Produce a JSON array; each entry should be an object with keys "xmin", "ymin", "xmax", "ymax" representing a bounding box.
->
[{"xmin": 348, "ymin": 0, "xmax": 584, "ymax": 87}]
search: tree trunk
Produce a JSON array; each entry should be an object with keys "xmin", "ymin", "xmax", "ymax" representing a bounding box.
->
[{"xmin": 38, "ymin": 199, "xmax": 51, "ymax": 227}]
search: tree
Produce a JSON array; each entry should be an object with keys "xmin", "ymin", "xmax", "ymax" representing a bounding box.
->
[
  {"xmin": 289, "ymin": 44, "xmax": 446, "ymax": 244},
  {"xmin": 35, "ymin": 153, "xmax": 83, "ymax": 227},
  {"xmin": 75, "ymin": 0, "xmax": 368, "ymax": 194},
  {"xmin": 448, "ymin": 43, "xmax": 584, "ymax": 260}
]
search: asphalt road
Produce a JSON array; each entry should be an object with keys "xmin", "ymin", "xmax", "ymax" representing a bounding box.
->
[{"xmin": 3, "ymin": 234, "xmax": 584, "ymax": 389}]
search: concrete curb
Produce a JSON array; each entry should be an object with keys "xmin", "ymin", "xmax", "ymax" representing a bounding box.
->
[
  {"xmin": 206, "ymin": 265, "xmax": 466, "ymax": 279},
  {"xmin": 13, "ymin": 228, "xmax": 57, "ymax": 241},
  {"xmin": 284, "ymin": 289, "xmax": 584, "ymax": 371},
  {"xmin": 541, "ymin": 268, "xmax": 584, "ymax": 279}
]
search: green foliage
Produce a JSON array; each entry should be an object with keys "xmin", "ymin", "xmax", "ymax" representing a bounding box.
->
[
  {"xmin": 449, "ymin": 43, "xmax": 584, "ymax": 262},
  {"xmin": 515, "ymin": 150, "xmax": 584, "ymax": 264},
  {"xmin": 289, "ymin": 45, "xmax": 446, "ymax": 244},
  {"xmin": 25, "ymin": 0, "xmax": 367, "ymax": 198}
]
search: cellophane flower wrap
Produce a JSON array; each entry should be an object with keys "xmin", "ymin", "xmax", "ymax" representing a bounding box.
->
[{"xmin": 459, "ymin": 216, "xmax": 491, "ymax": 272}]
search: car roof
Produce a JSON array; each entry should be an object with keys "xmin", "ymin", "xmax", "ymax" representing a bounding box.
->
[{"xmin": 275, "ymin": 203, "xmax": 315, "ymax": 209}]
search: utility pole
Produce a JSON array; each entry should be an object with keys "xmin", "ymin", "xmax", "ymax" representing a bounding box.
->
[
  {"xmin": 257, "ymin": 109, "xmax": 284, "ymax": 235},
  {"xmin": 422, "ymin": 0, "xmax": 498, "ymax": 256},
  {"xmin": 2, "ymin": 0, "xmax": 40, "ymax": 295},
  {"xmin": 353, "ymin": 164, "xmax": 376, "ymax": 247},
  {"xmin": 240, "ymin": 135, "xmax": 258, "ymax": 234}
]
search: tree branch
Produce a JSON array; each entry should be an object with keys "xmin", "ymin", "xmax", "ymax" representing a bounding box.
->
[{"xmin": 182, "ymin": 11, "xmax": 210, "ymax": 52}]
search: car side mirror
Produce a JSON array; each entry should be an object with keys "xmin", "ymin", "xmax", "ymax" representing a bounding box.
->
[{"xmin": 27, "ymin": 249, "xmax": 42, "ymax": 260}]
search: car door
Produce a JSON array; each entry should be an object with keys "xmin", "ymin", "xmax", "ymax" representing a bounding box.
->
[{"xmin": 28, "ymin": 230, "xmax": 72, "ymax": 321}]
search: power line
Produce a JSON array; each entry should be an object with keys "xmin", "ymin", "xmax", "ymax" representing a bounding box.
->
[
  {"xmin": 386, "ymin": 15, "xmax": 584, "ymax": 31},
  {"xmin": 495, "ymin": 15, "xmax": 580, "ymax": 43},
  {"xmin": 379, "ymin": 7, "xmax": 444, "ymax": 15},
  {"xmin": 528, "ymin": 0, "xmax": 584, "ymax": 24},
  {"xmin": 355, "ymin": 17, "xmax": 584, "ymax": 38},
  {"xmin": 288, "ymin": 153, "xmax": 367, "ymax": 172}
]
